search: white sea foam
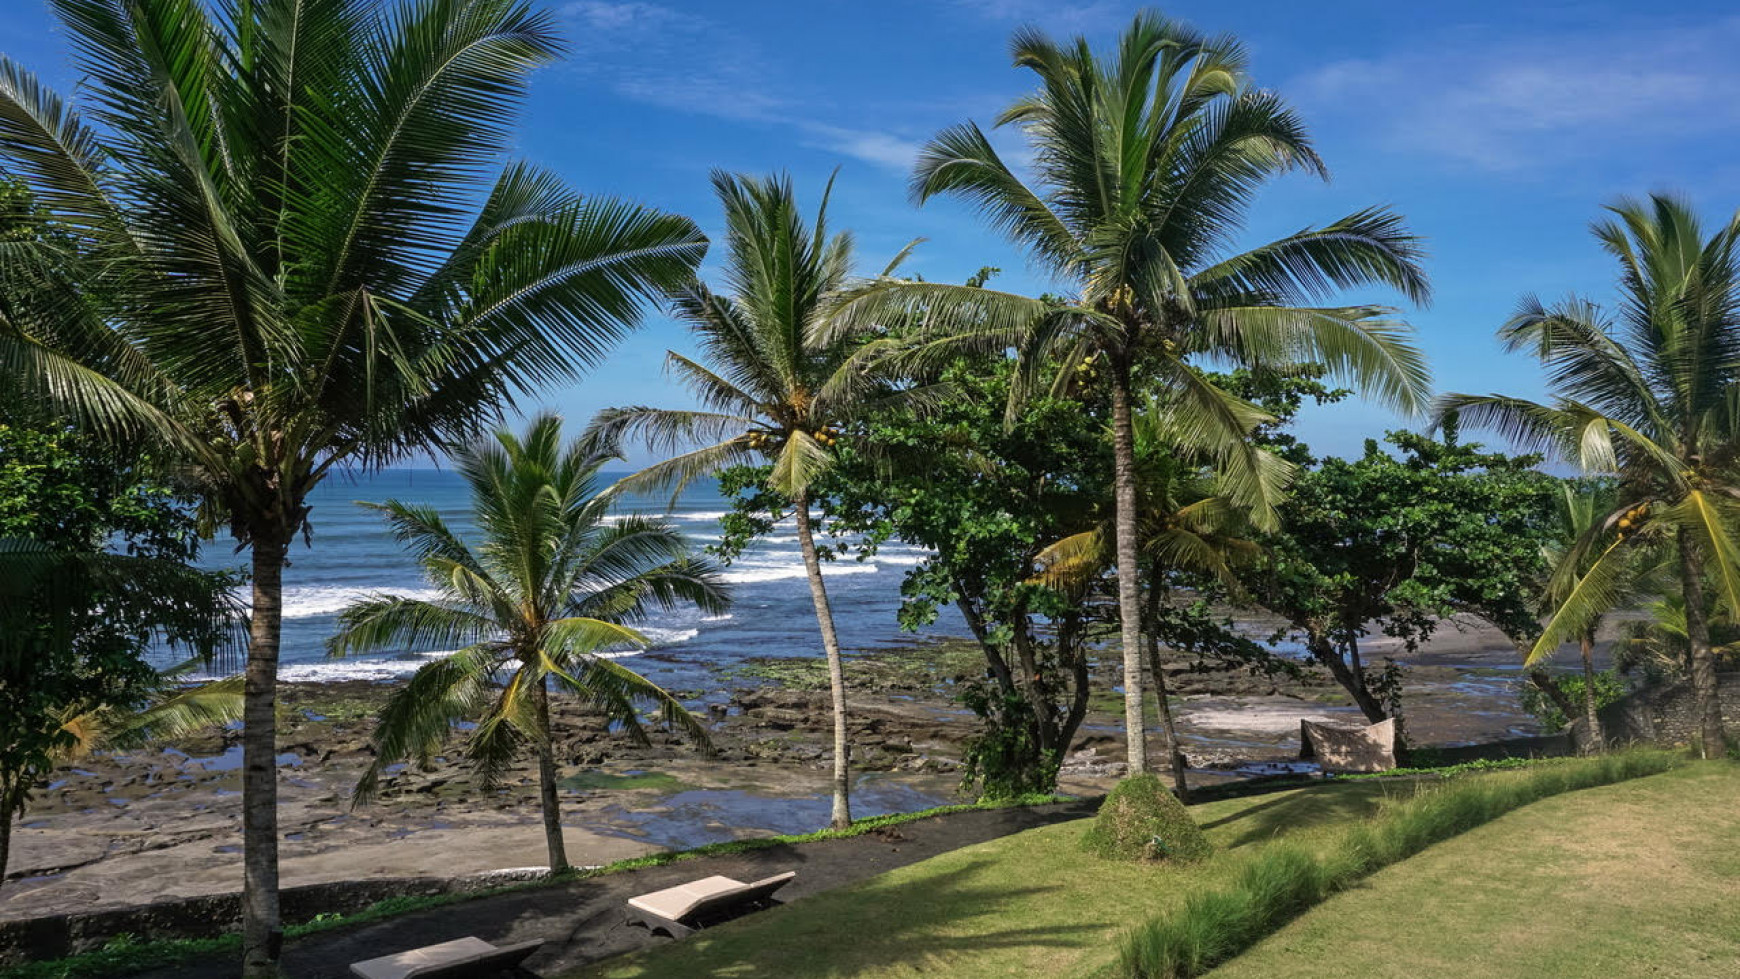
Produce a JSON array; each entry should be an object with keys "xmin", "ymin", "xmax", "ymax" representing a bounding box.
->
[
  {"xmin": 271, "ymin": 585, "xmax": 449, "ymax": 619},
  {"xmin": 719, "ymin": 561, "xmax": 882, "ymax": 584},
  {"xmin": 638, "ymin": 626, "xmax": 699, "ymax": 646}
]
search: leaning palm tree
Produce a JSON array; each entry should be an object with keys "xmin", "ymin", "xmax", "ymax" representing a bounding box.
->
[
  {"xmin": 1443, "ymin": 195, "xmax": 1740, "ymax": 759},
  {"xmin": 0, "ymin": 2, "xmax": 705, "ymax": 970},
  {"xmin": 836, "ymin": 12, "xmax": 1430, "ymax": 774},
  {"xmin": 590, "ymin": 172, "xmax": 910, "ymax": 828},
  {"xmin": 1035, "ymin": 399, "xmax": 1284, "ymax": 797},
  {"xmin": 329, "ymin": 415, "xmax": 726, "ymax": 871}
]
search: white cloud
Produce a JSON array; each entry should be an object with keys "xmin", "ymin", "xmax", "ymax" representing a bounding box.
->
[
  {"xmin": 1295, "ymin": 18, "xmax": 1740, "ymax": 172},
  {"xmin": 797, "ymin": 124, "xmax": 925, "ymax": 173},
  {"xmin": 951, "ymin": 0, "xmax": 1127, "ymax": 33},
  {"xmin": 556, "ymin": 1, "xmax": 922, "ymax": 172}
]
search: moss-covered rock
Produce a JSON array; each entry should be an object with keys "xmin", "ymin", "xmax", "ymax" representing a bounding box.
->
[{"xmin": 1081, "ymin": 774, "xmax": 1211, "ymax": 862}]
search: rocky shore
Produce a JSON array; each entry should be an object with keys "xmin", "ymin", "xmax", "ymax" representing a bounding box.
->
[{"xmin": 0, "ymin": 619, "xmax": 1546, "ymax": 921}]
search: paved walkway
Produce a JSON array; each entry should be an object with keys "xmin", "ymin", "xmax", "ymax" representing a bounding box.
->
[{"xmin": 136, "ymin": 799, "xmax": 1098, "ymax": 979}]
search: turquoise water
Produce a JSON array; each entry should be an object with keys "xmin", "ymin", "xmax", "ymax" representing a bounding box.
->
[{"xmin": 203, "ymin": 468, "xmax": 953, "ymax": 690}]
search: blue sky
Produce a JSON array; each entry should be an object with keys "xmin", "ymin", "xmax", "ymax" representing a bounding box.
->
[{"xmin": 6, "ymin": 1, "xmax": 1740, "ymax": 463}]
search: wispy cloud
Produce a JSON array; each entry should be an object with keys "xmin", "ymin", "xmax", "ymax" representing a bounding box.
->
[
  {"xmin": 1295, "ymin": 17, "xmax": 1740, "ymax": 173},
  {"xmin": 950, "ymin": 0, "xmax": 1128, "ymax": 33},
  {"xmin": 557, "ymin": 1, "xmax": 923, "ymax": 172}
]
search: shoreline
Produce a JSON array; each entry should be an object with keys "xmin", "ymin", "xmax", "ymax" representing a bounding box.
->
[{"xmin": 2, "ymin": 618, "xmax": 1551, "ymax": 923}]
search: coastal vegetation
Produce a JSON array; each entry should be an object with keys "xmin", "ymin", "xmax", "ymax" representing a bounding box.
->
[
  {"xmin": 833, "ymin": 11, "xmax": 1432, "ymax": 779},
  {"xmin": 0, "ymin": 2, "xmax": 1735, "ymax": 977},
  {"xmin": 1445, "ymin": 195, "xmax": 1740, "ymax": 759},
  {"xmin": 589, "ymin": 172, "xmax": 918, "ymax": 828},
  {"xmin": 0, "ymin": 0, "xmax": 703, "ymax": 971},
  {"xmin": 328, "ymin": 415, "xmax": 727, "ymax": 871}
]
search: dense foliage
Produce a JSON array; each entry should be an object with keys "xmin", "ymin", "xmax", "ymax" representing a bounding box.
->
[
  {"xmin": 0, "ymin": 404, "xmax": 236, "ymax": 890},
  {"xmin": 1519, "ymin": 669, "xmax": 1627, "ymax": 734},
  {"xmin": 1246, "ymin": 424, "xmax": 1563, "ymax": 733},
  {"xmin": 821, "ymin": 350, "xmax": 1111, "ymax": 799}
]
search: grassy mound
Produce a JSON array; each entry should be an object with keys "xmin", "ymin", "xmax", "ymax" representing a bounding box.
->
[{"xmin": 1082, "ymin": 774, "xmax": 1211, "ymax": 863}]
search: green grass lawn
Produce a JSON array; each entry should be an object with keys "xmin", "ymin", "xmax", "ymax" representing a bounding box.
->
[
  {"xmin": 1207, "ymin": 762, "xmax": 1740, "ymax": 979},
  {"xmin": 568, "ymin": 780, "xmax": 1406, "ymax": 979}
]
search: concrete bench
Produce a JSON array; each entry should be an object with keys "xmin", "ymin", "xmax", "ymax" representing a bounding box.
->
[
  {"xmin": 349, "ymin": 935, "xmax": 543, "ymax": 979},
  {"xmin": 625, "ymin": 871, "xmax": 796, "ymax": 937}
]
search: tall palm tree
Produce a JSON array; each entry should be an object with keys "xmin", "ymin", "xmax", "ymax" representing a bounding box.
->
[
  {"xmin": 1444, "ymin": 195, "xmax": 1740, "ymax": 759},
  {"xmin": 837, "ymin": 12, "xmax": 1430, "ymax": 774},
  {"xmin": 590, "ymin": 172, "xmax": 910, "ymax": 828},
  {"xmin": 329, "ymin": 415, "xmax": 726, "ymax": 871},
  {"xmin": 1035, "ymin": 398, "xmax": 1284, "ymax": 797},
  {"xmin": 0, "ymin": 1, "xmax": 705, "ymax": 970}
]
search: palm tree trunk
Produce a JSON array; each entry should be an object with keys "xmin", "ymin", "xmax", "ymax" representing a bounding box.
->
[
  {"xmin": 1108, "ymin": 363, "xmax": 1148, "ymax": 776},
  {"xmin": 241, "ymin": 536, "xmax": 288, "ymax": 979},
  {"xmin": 1579, "ymin": 635, "xmax": 1604, "ymax": 752},
  {"xmin": 1677, "ymin": 529, "xmax": 1728, "ymax": 759},
  {"xmin": 0, "ymin": 796, "xmax": 13, "ymax": 896},
  {"xmin": 794, "ymin": 492, "xmax": 851, "ymax": 828},
  {"xmin": 533, "ymin": 676, "xmax": 569, "ymax": 872},
  {"xmin": 1141, "ymin": 580, "xmax": 1188, "ymax": 799},
  {"xmin": 1144, "ymin": 637, "xmax": 1190, "ymax": 801}
]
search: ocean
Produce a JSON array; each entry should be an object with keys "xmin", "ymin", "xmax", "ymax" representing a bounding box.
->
[{"xmin": 203, "ymin": 468, "xmax": 956, "ymax": 693}]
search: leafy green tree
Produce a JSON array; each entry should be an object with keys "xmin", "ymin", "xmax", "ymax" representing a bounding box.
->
[
  {"xmin": 0, "ymin": 2, "xmax": 704, "ymax": 968},
  {"xmin": 1248, "ymin": 427, "xmax": 1563, "ymax": 734},
  {"xmin": 329, "ymin": 415, "xmax": 725, "ymax": 871},
  {"xmin": 1443, "ymin": 194, "xmax": 1740, "ymax": 758},
  {"xmin": 590, "ymin": 172, "xmax": 910, "ymax": 827},
  {"xmin": 0, "ymin": 411, "xmax": 240, "ymax": 893},
  {"xmin": 839, "ymin": 11, "xmax": 1430, "ymax": 773},
  {"xmin": 818, "ymin": 349, "xmax": 1111, "ymax": 798}
]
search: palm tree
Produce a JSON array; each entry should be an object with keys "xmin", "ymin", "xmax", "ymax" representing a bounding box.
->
[
  {"xmin": 1443, "ymin": 195, "xmax": 1740, "ymax": 759},
  {"xmin": 837, "ymin": 12, "xmax": 1430, "ymax": 774},
  {"xmin": 330, "ymin": 415, "xmax": 726, "ymax": 871},
  {"xmin": 1538, "ymin": 482, "xmax": 1645, "ymax": 751},
  {"xmin": 0, "ymin": 2, "xmax": 705, "ymax": 970},
  {"xmin": 590, "ymin": 172, "xmax": 910, "ymax": 828},
  {"xmin": 1035, "ymin": 398, "xmax": 1284, "ymax": 796}
]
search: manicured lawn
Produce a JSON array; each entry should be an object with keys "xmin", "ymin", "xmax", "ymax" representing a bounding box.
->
[
  {"xmin": 1207, "ymin": 762, "xmax": 1740, "ymax": 979},
  {"xmin": 567, "ymin": 780, "xmax": 1404, "ymax": 979}
]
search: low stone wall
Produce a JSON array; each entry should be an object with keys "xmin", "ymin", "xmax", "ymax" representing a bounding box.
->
[
  {"xmin": 0, "ymin": 868, "xmax": 549, "ymax": 966},
  {"xmin": 1597, "ymin": 671, "xmax": 1740, "ymax": 747},
  {"xmin": 1421, "ymin": 732, "xmax": 1575, "ymax": 765}
]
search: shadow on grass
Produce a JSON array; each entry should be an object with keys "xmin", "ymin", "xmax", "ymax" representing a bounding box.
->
[
  {"xmin": 1197, "ymin": 781, "xmax": 1394, "ymax": 849},
  {"xmin": 582, "ymin": 857, "xmax": 1100, "ymax": 978}
]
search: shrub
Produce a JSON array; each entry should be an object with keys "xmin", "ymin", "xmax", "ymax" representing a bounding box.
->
[
  {"xmin": 1519, "ymin": 669, "xmax": 1626, "ymax": 733},
  {"xmin": 1082, "ymin": 774, "xmax": 1211, "ymax": 863}
]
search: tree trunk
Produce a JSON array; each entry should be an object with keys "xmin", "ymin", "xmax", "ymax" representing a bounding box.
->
[
  {"xmin": 1677, "ymin": 529, "xmax": 1728, "ymax": 759},
  {"xmin": 794, "ymin": 493, "xmax": 851, "ymax": 828},
  {"xmin": 1144, "ymin": 638, "xmax": 1190, "ymax": 801},
  {"xmin": 1108, "ymin": 364, "xmax": 1147, "ymax": 775},
  {"xmin": 1527, "ymin": 668, "xmax": 1578, "ymax": 725},
  {"xmin": 241, "ymin": 536, "xmax": 288, "ymax": 978},
  {"xmin": 0, "ymin": 796, "xmax": 12, "ymax": 896},
  {"xmin": 1307, "ymin": 633, "xmax": 1388, "ymax": 723},
  {"xmin": 533, "ymin": 676, "xmax": 569, "ymax": 872},
  {"xmin": 1579, "ymin": 635, "xmax": 1604, "ymax": 752}
]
